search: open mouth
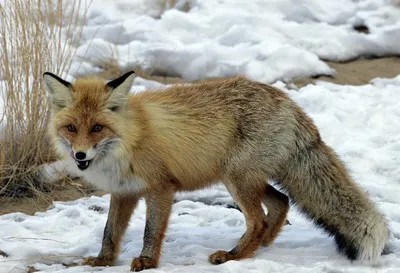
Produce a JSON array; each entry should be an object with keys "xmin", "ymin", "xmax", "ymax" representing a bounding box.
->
[{"xmin": 75, "ymin": 159, "xmax": 92, "ymax": 170}]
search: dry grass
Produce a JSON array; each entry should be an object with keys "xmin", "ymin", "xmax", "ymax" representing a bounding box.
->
[{"xmin": 0, "ymin": 0, "xmax": 90, "ymax": 198}]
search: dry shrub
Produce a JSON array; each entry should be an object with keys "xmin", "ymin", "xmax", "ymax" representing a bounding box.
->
[{"xmin": 0, "ymin": 0, "xmax": 90, "ymax": 197}]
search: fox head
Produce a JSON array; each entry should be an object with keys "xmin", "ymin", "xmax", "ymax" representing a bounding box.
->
[{"xmin": 43, "ymin": 71, "xmax": 135, "ymax": 171}]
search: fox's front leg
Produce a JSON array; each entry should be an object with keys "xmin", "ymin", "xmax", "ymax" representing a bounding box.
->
[
  {"xmin": 83, "ymin": 193, "xmax": 139, "ymax": 267},
  {"xmin": 131, "ymin": 189, "xmax": 174, "ymax": 272}
]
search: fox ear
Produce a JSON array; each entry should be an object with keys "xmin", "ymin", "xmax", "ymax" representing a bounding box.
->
[
  {"xmin": 106, "ymin": 71, "xmax": 135, "ymax": 111},
  {"xmin": 43, "ymin": 72, "xmax": 73, "ymax": 109}
]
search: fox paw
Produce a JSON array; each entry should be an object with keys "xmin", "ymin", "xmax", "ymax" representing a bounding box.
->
[
  {"xmin": 82, "ymin": 256, "xmax": 113, "ymax": 267},
  {"xmin": 131, "ymin": 256, "xmax": 157, "ymax": 271},
  {"xmin": 209, "ymin": 250, "xmax": 232, "ymax": 265}
]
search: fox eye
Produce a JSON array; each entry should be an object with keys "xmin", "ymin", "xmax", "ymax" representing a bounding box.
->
[
  {"xmin": 109, "ymin": 106, "xmax": 119, "ymax": 112},
  {"xmin": 67, "ymin": 124, "xmax": 76, "ymax": 132},
  {"xmin": 92, "ymin": 124, "xmax": 103, "ymax": 132}
]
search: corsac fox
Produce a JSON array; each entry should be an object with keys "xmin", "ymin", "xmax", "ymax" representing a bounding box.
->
[{"xmin": 43, "ymin": 71, "xmax": 389, "ymax": 271}]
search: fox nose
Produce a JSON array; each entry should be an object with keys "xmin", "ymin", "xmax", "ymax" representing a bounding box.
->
[{"xmin": 75, "ymin": 151, "xmax": 86, "ymax": 160}]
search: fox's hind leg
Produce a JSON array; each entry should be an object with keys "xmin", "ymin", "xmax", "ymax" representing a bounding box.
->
[
  {"xmin": 209, "ymin": 177, "xmax": 268, "ymax": 264},
  {"xmin": 83, "ymin": 193, "xmax": 139, "ymax": 267},
  {"xmin": 261, "ymin": 184, "xmax": 289, "ymax": 246}
]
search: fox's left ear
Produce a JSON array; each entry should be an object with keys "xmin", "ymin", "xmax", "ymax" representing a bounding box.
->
[
  {"xmin": 43, "ymin": 72, "xmax": 73, "ymax": 109},
  {"xmin": 106, "ymin": 71, "xmax": 135, "ymax": 111}
]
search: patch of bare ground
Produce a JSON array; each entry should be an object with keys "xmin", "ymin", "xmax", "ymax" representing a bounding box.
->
[
  {"xmin": 134, "ymin": 69, "xmax": 187, "ymax": 85},
  {"xmin": 0, "ymin": 180, "xmax": 105, "ymax": 215},
  {"xmin": 291, "ymin": 57, "xmax": 400, "ymax": 87},
  {"xmin": 93, "ymin": 57, "xmax": 186, "ymax": 85},
  {"xmin": 83, "ymin": 43, "xmax": 187, "ymax": 85},
  {"xmin": 139, "ymin": 57, "xmax": 400, "ymax": 87}
]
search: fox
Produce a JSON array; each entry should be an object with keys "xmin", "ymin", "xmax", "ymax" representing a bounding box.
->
[{"xmin": 43, "ymin": 71, "xmax": 389, "ymax": 271}]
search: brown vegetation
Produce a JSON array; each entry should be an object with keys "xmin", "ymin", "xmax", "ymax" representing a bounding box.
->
[{"xmin": 0, "ymin": 0, "xmax": 89, "ymax": 198}]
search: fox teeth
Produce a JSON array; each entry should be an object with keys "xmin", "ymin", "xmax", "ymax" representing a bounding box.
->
[{"xmin": 83, "ymin": 161, "xmax": 89, "ymax": 167}]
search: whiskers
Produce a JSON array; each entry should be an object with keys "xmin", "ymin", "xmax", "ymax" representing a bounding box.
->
[
  {"xmin": 94, "ymin": 137, "xmax": 122, "ymax": 160},
  {"xmin": 56, "ymin": 136, "xmax": 124, "ymax": 165},
  {"xmin": 57, "ymin": 137, "xmax": 72, "ymax": 152}
]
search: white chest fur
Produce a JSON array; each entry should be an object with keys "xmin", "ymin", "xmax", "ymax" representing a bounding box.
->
[{"xmin": 65, "ymin": 156, "xmax": 146, "ymax": 194}]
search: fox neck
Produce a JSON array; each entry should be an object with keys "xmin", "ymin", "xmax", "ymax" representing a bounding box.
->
[{"xmin": 68, "ymin": 145, "xmax": 146, "ymax": 194}]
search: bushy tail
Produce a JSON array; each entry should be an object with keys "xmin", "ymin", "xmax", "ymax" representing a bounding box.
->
[{"xmin": 279, "ymin": 139, "xmax": 389, "ymax": 260}]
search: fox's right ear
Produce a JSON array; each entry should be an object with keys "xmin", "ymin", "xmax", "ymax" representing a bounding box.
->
[{"xmin": 43, "ymin": 72, "xmax": 73, "ymax": 109}]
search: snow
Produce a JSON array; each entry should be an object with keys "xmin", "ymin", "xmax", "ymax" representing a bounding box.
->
[
  {"xmin": 71, "ymin": 0, "xmax": 400, "ymax": 82},
  {"xmin": 1, "ymin": 0, "xmax": 400, "ymax": 272}
]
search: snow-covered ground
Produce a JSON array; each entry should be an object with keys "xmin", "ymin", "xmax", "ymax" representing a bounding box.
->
[
  {"xmin": 72, "ymin": 0, "xmax": 400, "ymax": 82},
  {"xmin": 1, "ymin": 0, "xmax": 400, "ymax": 272}
]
